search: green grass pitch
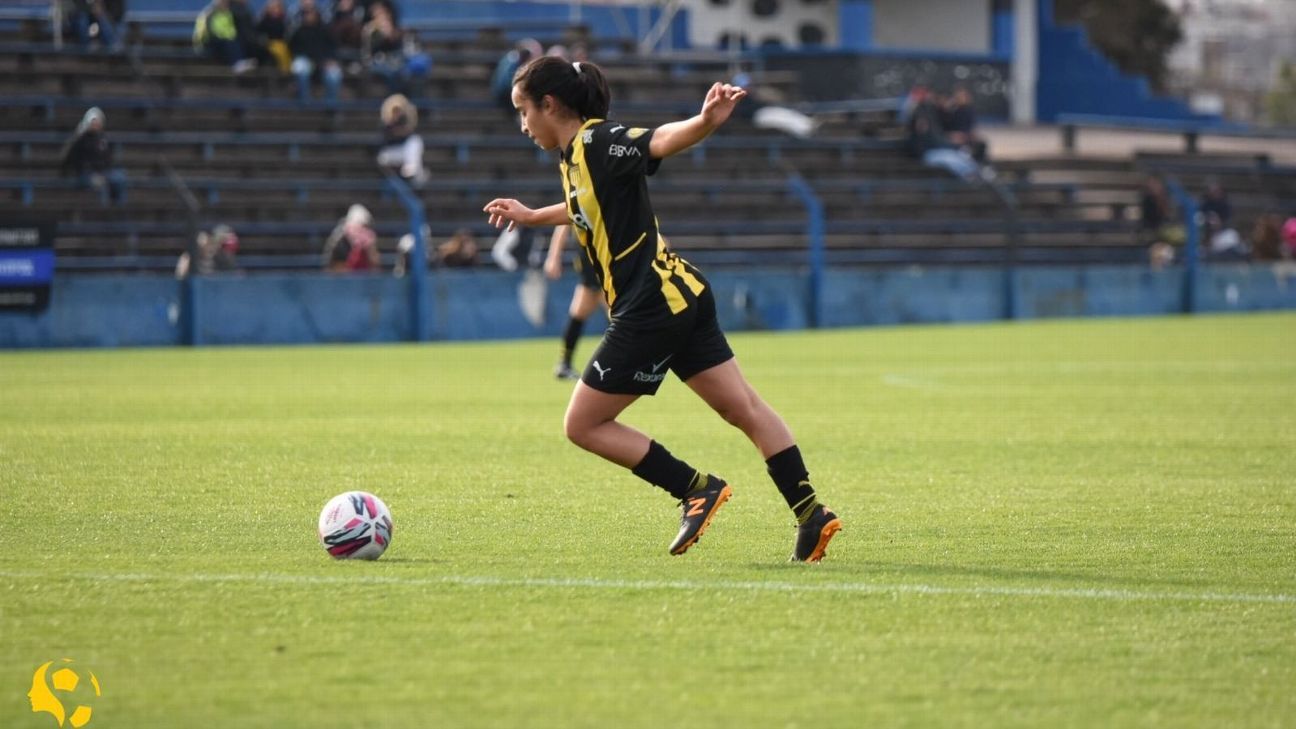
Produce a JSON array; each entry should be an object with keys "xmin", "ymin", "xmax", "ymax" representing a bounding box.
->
[{"xmin": 2, "ymin": 313, "xmax": 1294, "ymax": 728}]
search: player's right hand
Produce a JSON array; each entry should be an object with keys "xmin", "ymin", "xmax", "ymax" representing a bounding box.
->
[
  {"xmin": 543, "ymin": 255, "xmax": 562, "ymax": 280},
  {"xmin": 483, "ymin": 198, "xmax": 532, "ymax": 232}
]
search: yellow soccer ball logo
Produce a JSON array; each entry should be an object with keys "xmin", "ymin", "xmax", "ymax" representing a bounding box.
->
[{"xmin": 28, "ymin": 659, "xmax": 101, "ymax": 728}]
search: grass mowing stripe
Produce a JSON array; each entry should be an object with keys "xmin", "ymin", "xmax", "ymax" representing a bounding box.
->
[{"xmin": 3, "ymin": 569, "xmax": 1292, "ymax": 605}]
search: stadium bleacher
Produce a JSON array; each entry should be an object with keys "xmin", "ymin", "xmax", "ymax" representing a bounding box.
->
[{"xmin": 2, "ymin": 8, "xmax": 1291, "ymax": 274}]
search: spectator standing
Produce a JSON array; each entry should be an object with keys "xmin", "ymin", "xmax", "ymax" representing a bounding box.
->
[
  {"xmin": 322, "ymin": 204, "xmax": 380, "ymax": 272},
  {"xmin": 491, "ymin": 38, "xmax": 543, "ymax": 116},
  {"xmin": 289, "ymin": 5, "xmax": 342, "ymax": 102},
  {"xmin": 376, "ymin": 93, "xmax": 425, "ymax": 185},
  {"xmin": 60, "ymin": 106, "xmax": 125, "ymax": 206}
]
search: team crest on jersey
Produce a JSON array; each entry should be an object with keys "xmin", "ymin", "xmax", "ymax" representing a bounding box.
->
[
  {"xmin": 582, "ymin": 129, "xmax": 594, "ymax": 144},
  {"xmin": 567, "ymin": 164, "xmax": 582, "ymax": 187},
  {"xmin": 627, "ymin": 127, "xmax": 648, "ymax": 139}
]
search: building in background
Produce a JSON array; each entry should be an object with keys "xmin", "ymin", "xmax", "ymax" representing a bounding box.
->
[{"xmin": 1163, "ymin": 0, "xmax": 1296, "ymax": 123}]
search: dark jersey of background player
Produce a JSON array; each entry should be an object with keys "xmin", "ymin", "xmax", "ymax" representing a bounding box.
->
[{"xmin": 560, "ymin": 119, "xmax": 708, "ymax": 328}]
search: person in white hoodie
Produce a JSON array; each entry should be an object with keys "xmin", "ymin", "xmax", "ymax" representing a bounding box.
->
[{"xmin": 322, "ymin": 204, "xmax": 380, "ymax": 272}]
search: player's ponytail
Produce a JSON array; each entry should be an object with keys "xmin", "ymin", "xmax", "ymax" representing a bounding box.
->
[{"xmin": 513, "ymin": 56, "xmax": 611, "ymax": 120}]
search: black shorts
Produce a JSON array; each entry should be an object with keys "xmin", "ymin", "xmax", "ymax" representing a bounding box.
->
[
  {"xmin": 574, "ymin": 254, "xmax": 600, "ymax": 289},
  {"xmin": 581, "ymin": 288, "xmax": 734, "ymax": 396}
]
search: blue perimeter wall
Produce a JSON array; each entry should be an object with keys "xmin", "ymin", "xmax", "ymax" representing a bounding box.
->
[{"xmin": 2, "ymin": 264, "xmax": 1295, "ymax": 348}]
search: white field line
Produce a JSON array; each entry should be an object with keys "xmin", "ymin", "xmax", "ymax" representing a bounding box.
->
[
  {"xmin": 880, "ymin": 360, "xmax": 1296, "ymax": 389},
  {"xmin": 0, "ymin": 570, "xmax": 1292, "ymax": 605}
]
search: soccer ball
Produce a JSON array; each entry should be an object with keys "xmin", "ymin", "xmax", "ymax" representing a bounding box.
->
[{"xmin": 318, "ymin": 491, "xmax": 393, "ymax": 560}]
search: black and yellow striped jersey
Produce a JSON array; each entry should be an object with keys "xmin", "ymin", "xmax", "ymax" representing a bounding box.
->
[{"xmin": 559, "ymin": 118, "xmax": 708, "ymax": 327}]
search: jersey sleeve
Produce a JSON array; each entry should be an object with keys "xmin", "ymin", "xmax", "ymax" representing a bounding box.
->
[{"xmin": 588, "ymin": 123, "xmax": 661, "ymax": 178}]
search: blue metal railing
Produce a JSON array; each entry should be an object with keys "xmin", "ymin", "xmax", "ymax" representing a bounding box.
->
[
  {"xmin": 783, "ymin": 174, "xmax": 825, "ymax": 328},
  {"xmin": 161, "ymin": 157, "xmax": 201, "ymax": 346},
  {"xmin": 383, "ymin": 172, "xmax": 430, "ymax": 343},
  {"xmin": 1164, "ymin": 179, "xmax": 1200, "ymax": 314}
]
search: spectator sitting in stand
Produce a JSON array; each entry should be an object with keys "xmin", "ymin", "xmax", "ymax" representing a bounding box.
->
[
  {"xmin": 290, "ymin": 0, "xmax": 322, "ymax": 26},
  {"xmin": 194, "ymin": 0, "xmax": 248, "ymax": 70},
  {"xmin": 256, "ymin": 0, "xmax": 292, "ymax": 72},
  {"xmin": 731, "ymin": 70, "xmax": 817, "ymax": 139},
  {"xmin": 942, "ymin": 87, "xmax": 987, "ymax": 162},
  {"xmin": 376, "ymin": 93, "xmax": 426, "ymax": 185},
  {"xmin": 1199, "ymin": 181, "xmax": 1245, "ymax": 261},
  {"xmin": 175, "ymin": 225, "xmax": 240, "ymax": 278},
  {"xmin": 1140, "ymin": 176, "xmax": 1184, "ymax": 269},
  {"xmin": 1199, "ymin": 181, "xmax": 1232, "ymax": 235},
  {"xmin": 396, "ymin": 226, "xmax": 478, "ymax": 273},
  {"xmin": 1250, "ymin": 213, "xmax": 1286, "ymax": 262},
  {"xmin": 329, "ymin": 0, "xmax": 364, "ymax": 53},
  {"xmin": 60, "ymin": 106, "xmax": 126, "ymax": 206},
  {"xmin": 322, "ymin": 204, "xmax": 381, "ymax": 272},
  {"xmin": 393, "ymin": 224, "xmax": 428, "ymax": 277},
  {"xmin": 289, "ymin": 5, "xmax": 342, "ymax": 102},
  {"xmin": 898, "ymin": 84, "xmax": 926, "ymax": 127},
  {"xmin": 229, "ymin": 0, "xmax": 267, "ymax": 71},
  {"xmin": 904, "ymin": 87, "xmax": 984, "ymax": 181},
  {"xmin": 435, "ymin": 228, "xmax": 479, "ymax": 268},
  {"xmin": 360, "ymin": 0, "xmax": 400, "ymax": 24},
  {"xmin": 361, "ymin": 1, "xmax": 429, "ymax": 96},
  {"xmin": 63, "ymin": 0, "xmax": 124, "ymax": 50}
]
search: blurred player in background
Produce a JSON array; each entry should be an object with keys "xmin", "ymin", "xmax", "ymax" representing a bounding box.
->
[{"xmin": 544, "ymin": 224, "xmax": 606, "ymax": 380}]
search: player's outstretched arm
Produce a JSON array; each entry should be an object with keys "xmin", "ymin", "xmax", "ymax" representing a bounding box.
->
[
  {"xmin": 648, "ymin": 83, "xmax": 747, "ymax": 159},
  {"xmin": 483, "ymin": 199, "xmax": 568, "ymax": 231}
]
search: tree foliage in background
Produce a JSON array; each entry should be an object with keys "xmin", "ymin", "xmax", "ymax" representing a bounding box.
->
[
  {"xmin": 1265, "ymin": 63, "xmax": 1296, "ymax": 126},
  {"xmin": 1055, "ymin": 0, "xmax": 1183, "ymax": 92}
]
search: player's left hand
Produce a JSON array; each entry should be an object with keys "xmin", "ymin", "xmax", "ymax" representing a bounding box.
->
[{"xmin": 700, "ymin": 83, "xmax": 747, "ymax": 129}]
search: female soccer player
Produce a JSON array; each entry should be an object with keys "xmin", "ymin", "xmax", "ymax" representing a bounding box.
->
[
  {"xmin": 544, "ymin": 225, "xmax": 605, "ymax": 380},
  {"xmin": 483, "ymin": 57, "xmax": 841, "ymax": 561}
]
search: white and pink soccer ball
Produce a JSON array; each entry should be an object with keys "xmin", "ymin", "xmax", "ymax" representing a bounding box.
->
[{"xmin": 318, "ymin": 491, "xmax": 393, "ymax": 560}]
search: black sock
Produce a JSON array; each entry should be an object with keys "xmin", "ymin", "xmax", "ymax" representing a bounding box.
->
[
  {"xmin": 560, "ymin": 316, "xmax": 585, "ymax": 367},
  {"xmin": 766, "ymin": 445, "xmax": 819, "ymax": 524},
  {"xmin": 632, "ymin": 441, "xmax": 706, "ymax": 500}
]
